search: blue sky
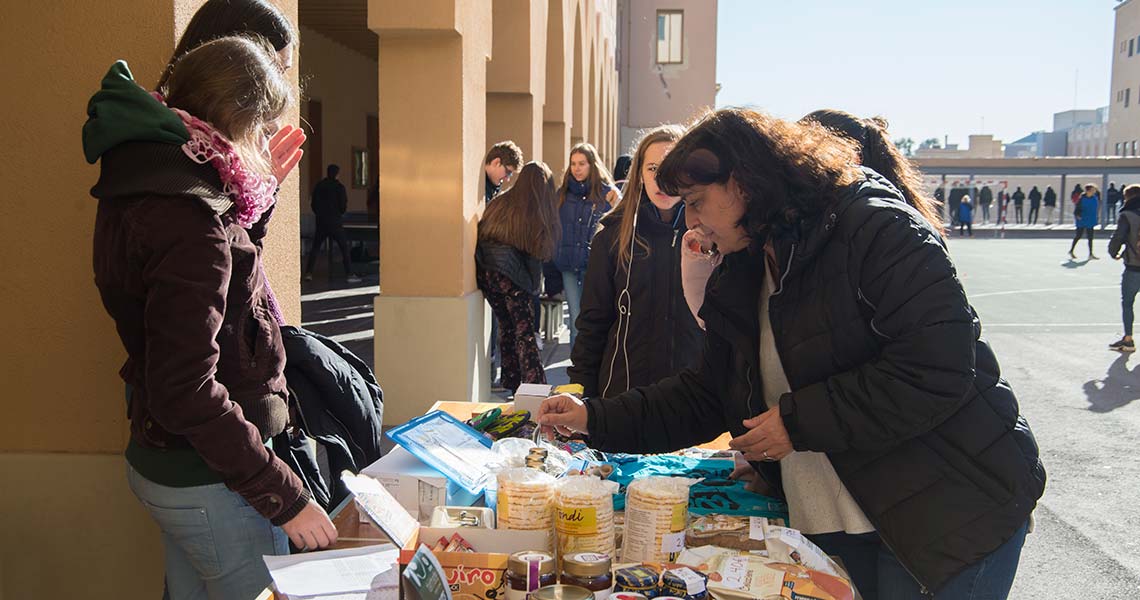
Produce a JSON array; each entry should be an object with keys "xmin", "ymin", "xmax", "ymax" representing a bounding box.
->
[{"xmin": 715, "ymin": 0, "xmax": 1116, "ymax": 148}]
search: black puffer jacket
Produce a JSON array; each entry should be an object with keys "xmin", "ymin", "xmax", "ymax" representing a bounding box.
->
[
  {"xmin": 568, "ymin": 198, "xmax": 703, "ymax": 397},
  {"xmin": 475, "ymin": 240, "xmax": 542, "ymax": 294},
  {"xmin": 584, "ymin": 170, "xmax": 1046, "ymax": 593}
]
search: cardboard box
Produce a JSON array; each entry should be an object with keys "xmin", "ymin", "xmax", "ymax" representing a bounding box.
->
[
  {"xmin": 362, "ymin": 446, "xmax": 480, "ymax": 522},
  {"xmin": 512, "ymin": 383, "xmax": 552, "ymax": 416},
  {"xmin": 399, "ymin": 527, "xmax": 552, "ymax": 600}
]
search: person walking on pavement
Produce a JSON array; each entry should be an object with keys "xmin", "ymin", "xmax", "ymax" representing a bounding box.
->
[
  {"xmin": 1011, "ymin": 187, "xmax": 1026, "ymax": 224},
  {"xmin": 475, "ymin": 162, "xmax": 561, "ymax": 394},
  {"xmin": 303, "ymin": 164, "xmax": 359, "ymax": 283},
  {"xmin": 979, "ymin": 185, "xmax": 993, "ymax": 224},
  {"xmin": 554, "ymin": 143, "xmax": 619, "ymax": 347},
  {"xmin": 1043, "ymin": 186, "xmax": 1058, "ymax": 225},
  {"xmin": 1106, "ymin": 181, "xmax": 1123, "ymax": 229},
  {"xmin": 958, "ymin": 195, "xmax": 974, "ymax": 236},
  {"xmin": 1108, "ymin": 185, "xmax": 1140, "ymax": 352},
  {"xmin": 1070, "ymin": 184, "xmax": 1100, "ymax": 259},
  {"xmin": 1028, "ymin": 186, "xmax": 1042, "ymax": 225},
  {"xmin": 568, "ymin": 125, "xmax": 703, "ymax": 399}
]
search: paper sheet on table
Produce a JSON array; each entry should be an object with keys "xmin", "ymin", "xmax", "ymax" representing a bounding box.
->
[{"xmin": 264, "ymin": 544, "xmax": 400, "ymax": 597}]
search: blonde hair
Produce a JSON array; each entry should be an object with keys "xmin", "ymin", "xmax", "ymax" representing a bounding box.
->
[
  {"xmin": 479, "ymin": 162, "xmax": 561, "ymax": 260},
  {"xmin": 559, "ymin": 142, "xmax": 616, "ymax": 206},
  {"xmin": 164, "ymin": 35, "xmax": 294, "ymax": 180},
  {"xmin": 609, "ymin": 125, "xmax": 685, "ymax": 266}
]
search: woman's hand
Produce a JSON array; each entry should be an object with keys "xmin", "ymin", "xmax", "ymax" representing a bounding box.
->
[
  {"xmin": 269, "ymin": 124, "xmax": 306, "ymax": 184},
  {"xmin": 728, "ymin": 408, "xmax": 793, "ymax": 462},
  {"xmin": 536, "ymin": 394, "xmax": 589, "ymax": 438}
]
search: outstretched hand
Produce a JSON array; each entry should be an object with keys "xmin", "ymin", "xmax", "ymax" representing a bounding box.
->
[{"xmin": 270, "ymin": 124, "xmax": 306, "ymax": 185}]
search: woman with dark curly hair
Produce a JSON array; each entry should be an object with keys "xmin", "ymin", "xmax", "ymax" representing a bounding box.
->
[{"xmin": 540, "ymin": 109, "xmax": 1045, "ymax": 599}]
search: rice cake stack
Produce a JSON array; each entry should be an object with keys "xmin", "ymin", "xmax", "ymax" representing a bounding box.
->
[
  {"xmin": 554, "ymin": 476, "xmax": 616, "ymax": 560},
  {"xmin": 620, "ymin": 476, "xmax": 692, "ymax": 563},
  {"xmin": 497, "ymin": 467, "xmax": 556, "ymax": 532}
]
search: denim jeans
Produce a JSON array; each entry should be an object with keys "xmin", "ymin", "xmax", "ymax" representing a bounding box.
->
[
  {"xmin": 1122, "ymin": 270, "xmax": 1140, "ymax": 336},
  {"xmin": 127, "ymin": 464, "xmax": 289, "ymax": 600},
  {"xmin": 808, "ymin": 520, "xmax": 1028, "ymax": 600},
  {"xmin": 561, "ymin": 269, "xmax": 585, "ymax": 347}
]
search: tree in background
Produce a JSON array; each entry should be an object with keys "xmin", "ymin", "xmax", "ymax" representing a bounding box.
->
[{"xmin": 894, "ymin": 137, "xmax": 915, "ymax": 157}]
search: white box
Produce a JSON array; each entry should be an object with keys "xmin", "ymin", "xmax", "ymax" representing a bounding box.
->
[
  {"xmin": 513, "ymin": 383, "xmax": 553, "ymax": 416},
  {"xmin": 360, "ymin": 446, "xmax": 480, "ymax": 522}
]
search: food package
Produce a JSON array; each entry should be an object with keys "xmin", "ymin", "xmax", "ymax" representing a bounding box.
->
[
  {"xmin": 554, "ymin": 476, "xmax": 619, "ymax": 560},
  {"xmin": 705, "ymin": 554, "xmax": 854, "ymax": 600},
  {"xmin": 661, "ymin": 566, "xmax": 710, "ymax": 600},
  {"xmin": 496, "ymin": 467, "xmax": 555, "ymax": 531},
  {"xmin": 764, "ymin": 525, "xmax": 848, "ymax": 580},
  {"xmin": 620, "ymin": 477, "xmax": 697, "ymax": 563},
  {"xmin": 614, "ymin": 565, "xmax": 662, "ymax": 598},
  {"xmin": 686, "ymin": 515, "xmax": 766, "ymax": 552}
]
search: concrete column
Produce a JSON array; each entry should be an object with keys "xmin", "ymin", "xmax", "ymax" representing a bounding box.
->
[
  {"xmin": 543, "ymin": 0, "xmax": 572, "ymax": 181},
  {"xmin": 570, "ymin": 3, "xmax": 587, "ymax": 146},
  {"xmin": 370, "ymin": 0, "xmax": 494, "ymax": 424},
  {"xmin": 0, "ymin": 1, "xmax": 301, "ymax": 598},
  {"xmin": 487, "ymin": 0, "xmax": 548, "ymax": 164}
]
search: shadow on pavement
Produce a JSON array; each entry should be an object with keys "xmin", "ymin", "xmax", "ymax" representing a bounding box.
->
[
  {"xmin": 1061, "ymin": 258, "xmax": 1092, "ymax": 269},
  {"xmin": 1083, "ymin": 352, "xmax": 1140, "ymax": 413}
]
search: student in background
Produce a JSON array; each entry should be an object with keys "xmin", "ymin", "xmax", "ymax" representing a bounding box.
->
[
  {"xmin": 484, "ymin": 140, "xmax": 523, "ymax": 202},
  {"xmin": 1108, "ymin": 184, "xmax": 1140, "ymax": 352},
  {"xmin": 1070, "ymin": 184, "xmax": 1100, "ymax": 260}
]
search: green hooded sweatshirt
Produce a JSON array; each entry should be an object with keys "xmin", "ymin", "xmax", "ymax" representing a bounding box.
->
[{"xmin": 82, "ymin": 61, "xmax": 189, "ymax": 164}]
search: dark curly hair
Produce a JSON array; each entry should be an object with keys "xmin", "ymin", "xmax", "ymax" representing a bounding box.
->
[
  {"xmin": 656, "ymin": 108, "xmax": 860, "ymax": 248},
  {"xmin": 801, "ymin": 109, "xmax": 943, "ymax": 232}
]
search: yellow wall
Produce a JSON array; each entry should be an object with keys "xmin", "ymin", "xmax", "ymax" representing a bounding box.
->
[
  {"xmin": 0, "ymin": 0, "xmax": 300, "ymax": 597},
  {"xmin": 298, "ymin": 26, "xmax": 379, "ymax": 214}
]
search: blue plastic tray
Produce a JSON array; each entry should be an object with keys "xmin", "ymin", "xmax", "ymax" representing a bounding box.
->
[{"xmin": 385, "ymin": 410, "xmax": 498, "ymax": 495}]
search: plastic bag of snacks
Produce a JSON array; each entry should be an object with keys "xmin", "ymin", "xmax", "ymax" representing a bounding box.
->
[
  {"xmin": 620, "ymin": 477, "xmax": 698, "ymax": 563},
  {"xmin": 497, "ymin": 468, "xmax": 556, "ymax": 531},
  {"xmin": 554, "ymin": 476, "xmax": 619, "ymax": 560}
]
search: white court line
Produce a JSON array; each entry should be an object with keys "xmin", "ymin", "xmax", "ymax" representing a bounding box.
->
[
  {"xmin": 984, "ymin": 323, "xmax": 1119, "ymax": 327},
  {"xmin": 301, "ymin": 285, "xmax": 379, "ymax": 302},
  {"xmin": 971, "ymin": 285, "xmax": 1118, "ymax": 299},
  {"xmin": 327, "ymin": 330, "xmax": 375, "ymax": 344},
  {"xmin": 302, "ymin": 311, "xmax": 375, "ymax": 327}
]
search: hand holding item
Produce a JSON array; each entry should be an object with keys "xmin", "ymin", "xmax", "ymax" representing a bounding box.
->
[
  {"xmin": 729, "ymin": 408, "xmax": 793, "ymax": 462},
  {"xmin": 282, "ymin": 499, "xmax": 338, "ymax": 551},
  {"xmin": 269, "ymin": 124, "xmax": 306, "ymax": 184},
  {"xmin": 536, "ymin": 393, "xmax": 588, "ymax": 439}
]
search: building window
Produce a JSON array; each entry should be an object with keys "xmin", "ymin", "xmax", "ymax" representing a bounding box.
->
[
  {"xmin": 1116, "ymin": 142, "xmax": 1122, "ymax": 156},
  {"xmin": 656, "ymin": 10, "xmax": 683, "ymax": 64},
  {"xmin": 1131, "ymin": 38, "xmax": 1135, "ymax": 57},
  {"xmin": 1128, "ymin": 88, "xmax": 1132, "ymax": 108},
  {"xmin": 1134, "ymin": 141, "xmax": 1138, "ymax": 156}
]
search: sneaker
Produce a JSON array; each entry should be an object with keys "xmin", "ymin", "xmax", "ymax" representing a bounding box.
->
[
  {"xmin": 346, "ymin": 274, "xmax": 362, "ymax": 284},
  {"xmin": 1110, "ymin": 338, "xmax": 1136, "ymax": 352},
  {"xmin": 302, "ymin": 273, "xmax": 313, "ymax": 282},
  {"xmin": 1069, "ymin": 250, "xmax": 1077, "ymax": 259},
  {"xmin": 1090, "ymin": 254, "xmax": 1100, "ymax": 260},
  {"xmin": 536, "ymin": 336, "xmax": 545, "ymax": 351}
]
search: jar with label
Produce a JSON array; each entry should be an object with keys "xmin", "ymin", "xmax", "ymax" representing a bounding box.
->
[
  {"xmin": 532, "ymin": 584, "xmax": 596, "ymax": 600},
  {"xmin": 560, "ymin": 553, "xmax": 613, "ymax": 600},
  {"xmin": 506, "ymin": 551, "xmax": 557, "ymax": 600}
]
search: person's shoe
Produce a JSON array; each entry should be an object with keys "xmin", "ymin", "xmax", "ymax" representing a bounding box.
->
[
  {"xmin": 1069, "ymin": 250, "xmax": 1077, "ymax": 259},
  {"xmin": 346, "ymin": 273, "xmax": 362, "ymax": 284},
  {"xmin": 1109, "ymin": 337, "xmax": 1136, "ymax": 352},
  {"xmin": 1090, "ymin": 254, "xmax": 1100, "ymax": 260},
  {"xmin": 535, "ymin": 336, "xmax": 545, "ymax": 351},
  {"xmin": 302, "ymin": 273, "xmax": 313, "ymax": 282}
]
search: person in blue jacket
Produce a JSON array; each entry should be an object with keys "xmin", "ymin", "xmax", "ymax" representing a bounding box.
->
[
  {"xmin": 1070, "ymin": 184, "xmax": 1100, "ymax": 259},
  {"xmin": 554, "ymin": 143, "xmax": 619, "ymax": 346},
  {"xmin": 958, "ymin": 195, "xmax": 974, "ymax": 237}
]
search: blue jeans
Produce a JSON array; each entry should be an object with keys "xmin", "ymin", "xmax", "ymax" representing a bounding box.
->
[
  {"xmin": 1122, "ymin": 270, "xmax": 1140, "ymax": 336},
  {"xmin": 127, "ymin": 464, "xmax": 289, "ymax": 600},
  {"xmin": 808, "ymin": 521, "xmax": 1028, "ymax": 600},
  {"xmin": 561, "ymin": 269, "xmax": 584, "ymax": 347}
]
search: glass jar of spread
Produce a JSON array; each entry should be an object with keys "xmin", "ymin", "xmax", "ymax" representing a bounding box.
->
[
  {"xmin": 560, "ymin": 553, "xmax": 613, "ymax": 600},
  {"xmin": 532, "ymin": 584, "xmax": 596, "ymax": 600},
  {"xmin": 506, "ymin": 551, "xmax": 556, "ymax": 600}
]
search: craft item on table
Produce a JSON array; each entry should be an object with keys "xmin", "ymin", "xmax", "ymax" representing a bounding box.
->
[
  {"xmin": 554, "ymin": 477, "xmax": 619, "ymax": 560},
  {"xmin": 386, "ymin": 410, "xmax": 498, "ymax": 494},
  {"xmin": 497, "ymin": 468, "xmax": 556, "ymax": 532},
  {"xmin": 605, "ymin": 455, "xmax": 789, "ymax": 521},
  {"xmin": 485, "ymin": 410, "xmax": 533, "ymax": 440},
  {"xmin": 620, "ymin": 477, "xmax": 695, "ymax": 563},
  {"xmin": 467, "ymin": 407, "xmax": 503, "ymax": 432},
  {"xmin": 565, "ymin": 457, "xmax": 616, "ymax": 479},
  {"xmin": 660, "ymin": 567, "xmax": 708, "ymax": 600},
  {"xmin": 613, "ymin": 565, "xmax": 661, "ymax": 598}
]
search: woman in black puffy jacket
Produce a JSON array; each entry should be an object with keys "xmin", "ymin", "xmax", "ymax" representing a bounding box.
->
[
  {"xmin": 569, "ymin": 125, "xmax": 702, "ymax": 398},
  {"xmin": 540, "ymin": 109, "xmax": 1045, "ymax": 599},
  {"xmin": 475, "ymin": 162, "xmax": 561, "ymax": 393}
]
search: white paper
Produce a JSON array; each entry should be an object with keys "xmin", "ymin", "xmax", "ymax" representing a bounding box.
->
[
  {"xmin": 661, "ymin": 531, "xmax": 686, "ymax": 553},
  {"xmin": 748, "ymin": 516, "xmax": 770, "ymax": 541},
  {"xmin": 343, "ymin": 473, "xmax": 420, "ymax": 548},
  {"xmin": 264, "ymin": 544, "xmax": 400, "ymax": 597}
]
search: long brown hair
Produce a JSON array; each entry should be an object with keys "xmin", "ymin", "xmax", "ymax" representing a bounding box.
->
[
  {"xmin": 164, "ymin": 35, "xmax": 295, "ymax": 180},
  {"xmin": 610, "ymin": 125, "xmax": 685, "ymax": 266},
  {"xmin": 479, "ymin": 162, "xmax": 561, "ymax": 260},
  {"xmin": 157, "ymin": 0, "xmax": 295, "ymax": 94},
  {"xmin": 559, "ymin": 143, "xmax": 616, "ymax": 206},
  {"xmin": 656, "ymin": 108, "xmax": 860, "ymax": 248},
  {"xmin": 801, "ymin": 109, "xmax": 943, "ymax": 232}
]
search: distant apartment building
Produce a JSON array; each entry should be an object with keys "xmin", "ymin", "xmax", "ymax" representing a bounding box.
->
[
  {"xmin": 914, "ymin": 134, "xmax": 1004, "ymax": 159},
  {"xmin": 616, "ymin": 0, "xmax": 718, "ymax": 156},
  {"xmin": 1110, "ymin": 0, "xmax": 1140, "ymax": 155},
  {"xmin": 1065, "ymin": 107, "xmax": 1110, "ymax": 157}
]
